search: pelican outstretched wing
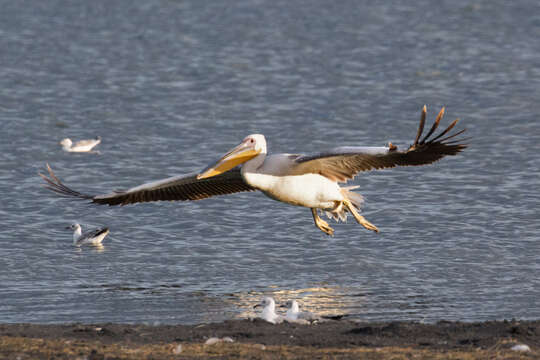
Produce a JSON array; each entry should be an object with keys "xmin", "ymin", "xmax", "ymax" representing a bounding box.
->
[
  {"xmin": 291, "ymin": 106, "xmax": 467, "ymax": 182},
  {"xmin": 39, "ymin": 164, "xmax": 255, "ymax": 206}
]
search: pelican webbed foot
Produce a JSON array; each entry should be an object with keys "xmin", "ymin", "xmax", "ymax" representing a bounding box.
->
[
  {"xmin": 343, "ymin": 200, "xmax": 380, "ymax": 233},
  {"xmin": 311, "ymin": 208, "xmax": 334, "ymax": 236}
]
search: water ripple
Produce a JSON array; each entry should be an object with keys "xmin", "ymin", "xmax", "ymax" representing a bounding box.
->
[{"xmin": 1, "ymin": 0, "xmax": 540, "ymax": 324}]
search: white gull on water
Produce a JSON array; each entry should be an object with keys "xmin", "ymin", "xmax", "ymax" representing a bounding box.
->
[
  {"xmin": 254, "ymin": 297, "xmax": 284, "ymax": 324},
  {"xmin": 60, "ymin": 136, "xmax": 101, "ymax": 153},
  {"xmin": 68, "ymin": 223, "xmax": 109, "ymax": 246}
]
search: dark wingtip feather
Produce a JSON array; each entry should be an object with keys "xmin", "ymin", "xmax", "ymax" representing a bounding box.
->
[
  {"xmin": 405, "ymin": 107, "xmax": 467, "ymax": 162},
  {"xmin": 413, "ymin": 105, "xmax": 427, "ymax": 146},
  {"xmin": 39, "ymin": 164, "xmax": 93, "ymax": 200},
  {"xmin": 420, "ymin": 107, "xmax": 444, "ymax": 144},
  {"xmin": 437, "ymin": 128, "xmax": 467, "ymax": 143},
  {"xmin": 430, "ymin": 118, "xmax": 460, "ymax": 143}
]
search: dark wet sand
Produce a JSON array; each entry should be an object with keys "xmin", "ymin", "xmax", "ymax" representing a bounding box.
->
[{"xmin": 1, "ymin": 319, "xmax": 539, "ymax": 359}]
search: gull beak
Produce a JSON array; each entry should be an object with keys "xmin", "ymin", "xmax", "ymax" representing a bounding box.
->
[
  {"xmin": 253, "ymin": 303, "xmax": 262, "ymax": 309},
  {"xmin": 197, "ymin": 139, "xmax": 260, "ymax": 180}
]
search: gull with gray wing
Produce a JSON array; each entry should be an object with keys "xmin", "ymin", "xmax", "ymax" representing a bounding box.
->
[
  {"xmin": 68, "ymin": 223, "xmax": 109, "ymax": 246},
  {"xmin": 60, "ymin": 136, "xmax": 101, "ymax": 153},
  {"xmin": 283, "ymin": 300, "xmax": 321, "ymax": 323}
]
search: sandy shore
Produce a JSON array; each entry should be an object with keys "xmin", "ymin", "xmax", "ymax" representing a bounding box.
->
[{"xmin": 1, "ymin": 319, "xmax": 538, "ymax": 359}]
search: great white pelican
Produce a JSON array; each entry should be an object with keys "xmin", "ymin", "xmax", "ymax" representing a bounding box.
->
[{"xmin": 40, "ymin": 106, "xmax": 467, "ymax": 236}]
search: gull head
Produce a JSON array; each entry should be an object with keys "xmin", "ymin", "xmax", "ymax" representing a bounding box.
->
[
  {"xmin": 253, "ymin": 296, "xmax": 283, "ymax": 324},
  {"xmin": 66, "ymin": 223, "xmax": 81, "ymax": 231},
  {"xmin": 60, "ymin": 138, "xmax": 72, "ymax": 148},
  {"xmin": 66, "ymin": 223, "xmax": 83, "ymax": 244},
  {"xmin": 254, "ymin": 296, "xmax": 276, "ymax": 310},
  {"xmin": 283, "ymin": 300, "xmax": 300, "ymax": 313}
]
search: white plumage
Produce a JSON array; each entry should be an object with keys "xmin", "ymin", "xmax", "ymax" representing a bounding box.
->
[
  {"xmin": 60, "ymin": 136, "xmax": 101, "ymax": 152},
  {"xmin": 254, "ymin": 296, "xmax": 284, "ymax": 324},
  {"xmin": 284, "ymin": 300, "xmax": 320, "ymax": 322}
]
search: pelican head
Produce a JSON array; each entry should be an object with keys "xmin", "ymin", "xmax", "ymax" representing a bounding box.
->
[{"xmin": 197, "ymin": 134, "xmax": 266, "ymax": 180}]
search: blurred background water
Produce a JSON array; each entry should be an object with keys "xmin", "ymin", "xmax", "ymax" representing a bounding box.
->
[{"xmin": 1, "ymin": 0, "xmax": 539, "ymax": 324}]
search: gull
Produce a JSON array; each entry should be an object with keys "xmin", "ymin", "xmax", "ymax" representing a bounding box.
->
[
  {"xmin": 60, "ymin": 136, "xmax": 101, "ymax": 153},
  {"xmin": 254, "ymin": 296, "xmax": 284, "ymax": 324},
  {"xmin": 68, "ymin": 223, "xmax": 109, "ymax": 246},
  {"xmin": 41, "ymin": 107, "xmax": 467, "ymax": 235},
  {"xmin": 283, "ymin": 300, "xmax": 321, "ymax": 322}
]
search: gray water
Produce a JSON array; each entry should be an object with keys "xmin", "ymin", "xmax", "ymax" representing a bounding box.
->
[{"xmin": 1, "ymin": 0, "xmax": 540, "ymax": 324}]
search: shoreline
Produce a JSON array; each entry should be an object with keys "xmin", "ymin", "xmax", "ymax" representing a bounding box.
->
[{"xmin": 1, "ymin": 319, "xmax": 538, "ymax": 359}]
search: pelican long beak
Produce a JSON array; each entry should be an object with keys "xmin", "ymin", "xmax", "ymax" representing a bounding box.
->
[{"xmin": 197, "ymin": 139, "xmax": 260, "ymax": 180}]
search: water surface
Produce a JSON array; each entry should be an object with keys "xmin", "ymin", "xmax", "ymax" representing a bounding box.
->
[{"xmin": 1, "ymin": 0, "xmax": 540, "ymax": 324}]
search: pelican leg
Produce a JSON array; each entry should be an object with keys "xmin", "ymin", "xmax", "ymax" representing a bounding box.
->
[
  {"xmin": 311, "ymin": 208, "xmax": 334, "ymax": 236},
  {"xmin": 343, "ymin": 200, "xmax": 380, "ymax": 233}
]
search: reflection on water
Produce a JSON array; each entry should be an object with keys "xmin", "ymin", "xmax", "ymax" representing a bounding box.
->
[
  {"xmin": 233, "ymin": 286, "xmax": 360, "ymax": 320},
  {"xmin": 74, "ymin": 245, "xmax": 105, "ymax": 253},
  {"xmin": 88, "ymin": 244, "xmax": 105, "ymax": 253}
]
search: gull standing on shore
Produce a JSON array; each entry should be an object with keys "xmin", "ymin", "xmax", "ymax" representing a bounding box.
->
[
  {"xmin": 60, "ymin": 136, "xmax": 101, "ymax": 153},
  {"xmin": 68, "ymin": 223, "xmax": 109, "ymax": 246},
  {"xmin": 254, "ymin": 297, "xmax": 284, "ymax": 324},
  {"xmin": 284, "ymin": 300, "xmax": 320, "ymax": 323}
]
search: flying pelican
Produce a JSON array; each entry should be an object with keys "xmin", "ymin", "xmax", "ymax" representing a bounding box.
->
[
  {"xmin": 41, "ymin": 106, "xmax": 467, "ymax": 236},
  {"xmin": 60, "ymin": 136, "xmax": 101, "ymax": 153}
]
